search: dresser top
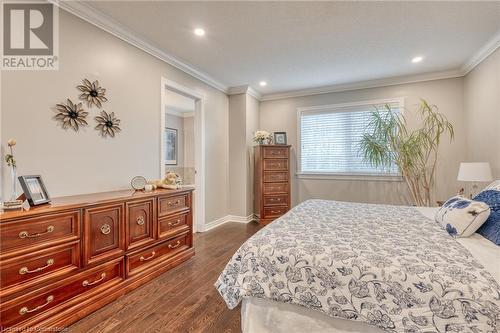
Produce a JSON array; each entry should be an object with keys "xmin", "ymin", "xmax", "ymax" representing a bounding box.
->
[{"xmin": 0, "ymin": 187, "xmax": 194, "ymax": 221}]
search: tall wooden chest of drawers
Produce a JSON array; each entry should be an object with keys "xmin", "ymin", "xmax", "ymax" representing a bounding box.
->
[
  {"xmin": 0, "ymin": 188, "xmax": 194, "ymax": 331},
  {"xmin": 254, "ymin": 145, "xmax": 291, "ymax": 225}
]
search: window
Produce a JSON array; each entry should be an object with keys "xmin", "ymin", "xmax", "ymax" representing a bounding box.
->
[{"xmin": 298, "ymin": 99, "xmax": 402, "ymax": 177}]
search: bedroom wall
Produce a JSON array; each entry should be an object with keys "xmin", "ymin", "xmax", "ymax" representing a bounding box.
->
[
  {"xmin": 228, "ymin": 92, "xmax": 260, "ymax": 217},
  {"xmin": 228, "ymin": 94, "xmax": 248, "ymax": 216},
  {"xmin": 259, "ymin": 78, "xmax": 466, "ymax": 207},
  {"xmin": 246, "ymin": 95, "xmax": 260, "ymax": 216},
  {"xmin": 0, "ymin": 10, "xmax": 230, "ymax": 223},
  {"xmin": 464, "ymin": 48, "xmax": 500, "ymax": 179}
]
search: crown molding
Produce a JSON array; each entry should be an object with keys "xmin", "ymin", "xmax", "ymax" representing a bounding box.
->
[
  {"xmin": 461, "ymin": 30, "xmax": 500, "ymax": 75},
  {"xmin": 260, "ymin": 69, "xmax": 463, "ymax": 101},
  {"xmin": 227, "ymin": 85, "xmax": 262, "ymax": 100},
  {"xmin": 165, "ymin": 107, "xmax": 195, "ymax": 118},
  {"xmin": 51, "ymin": 0, "xmax": 229, "ymax": 94}
]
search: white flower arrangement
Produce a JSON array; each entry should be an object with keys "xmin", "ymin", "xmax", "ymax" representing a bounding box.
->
[{"xmin": 253, "ymin": 130, "xmax": 272, "ymax": 144}]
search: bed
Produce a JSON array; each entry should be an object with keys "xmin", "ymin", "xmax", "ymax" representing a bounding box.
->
[{"xmin": 215, "ymin": 200, "xmax": 500, "ymax": 333}]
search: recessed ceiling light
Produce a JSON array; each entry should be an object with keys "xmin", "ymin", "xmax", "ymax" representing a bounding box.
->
[
  {"xmin": 259, "ymin": 81, "xmax": 267, "ymax": 87},
  {"xmin": 194, "ymin": 28, "xmax": 205, "ymax": 36},
  {"xmin": 412, "ymin": 56, "xmax": 423, "ymax": 63}
]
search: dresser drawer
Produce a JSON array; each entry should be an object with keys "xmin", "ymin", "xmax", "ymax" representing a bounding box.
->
[
  {"xmin": 263, "ymin": 147, "xmax": 289, "ymax": 159},
  {"xmin": 158, "ymin": 194, "xmax": 190, "ymax": 217},
  {"xmin": 126, "ymin": 198, "xmax": 155, "ymax": 250},
  {"xmin": 263, "ymin": 171, "xmax": 288, "ymax": 183},
  {"xmin": 126, "ymin": 234, "xmax": 190, "ymax": 276},
  {"xmin": 0, "ymin": 258, "xmax": 123, "ymax": 328},
  {"xmin": 263, "ymin": 194, "xmax": 288, "ymax": 206},
  {"xmin": 83, "ymin": 204, "xmax": 125, "ymax": 267},
  {"xmin": 0, "ymin": 242, "xmax": 80, "ymax": 299},
  {"xmin": 263, "ymin": 206, "xmax": 289, "ymax": 218},
  {"xmin": 263, "ymin": 182, "xmax": 289, "ymax": 194},
  {"xmin": 263, "ymin": 159, "xmax": 288, "ymax": 171},
  {"xmin": 0, "ymin": 211, "xmax": 80, "ymax": 258},
  {"xmin": 158, "ymin": 212, "xmax": 189, "ymax": 239}
]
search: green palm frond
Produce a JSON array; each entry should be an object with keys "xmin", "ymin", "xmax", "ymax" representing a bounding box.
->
[{"xmin": 359, "ymin": 99, "xmax": 454, "ymax": 206}]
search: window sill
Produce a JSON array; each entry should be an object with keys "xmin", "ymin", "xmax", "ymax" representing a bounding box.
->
[{"xmin": 296, "ymin": 172, "xmax": 403, "ymax": 182}]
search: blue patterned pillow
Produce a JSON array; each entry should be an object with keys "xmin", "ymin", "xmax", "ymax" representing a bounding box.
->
[
  {"xmin": 474, "ymin": 189, "xmax": 500, "ymax": 245},
  {"xmin": 435, "ymin": 196, "xmax": 490, "ymax": 238}
]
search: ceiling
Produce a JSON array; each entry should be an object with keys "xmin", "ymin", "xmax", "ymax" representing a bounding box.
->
[
  {"xmin": 165, "ymin": 89, "xmax": 195, "ymax": 114},
  {"xmin": 80, "ymin": 1, "xmax": 500, "ymax": 97}
]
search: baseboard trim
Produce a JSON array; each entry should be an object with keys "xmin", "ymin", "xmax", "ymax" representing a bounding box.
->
[{"xmin": 203, "ymin": 214, "xmax": 256, "ymax": 232}]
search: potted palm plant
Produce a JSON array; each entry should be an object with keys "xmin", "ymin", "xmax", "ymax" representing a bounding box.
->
[{"xmin": 359, "ymin": 100, "xmax": 454, "ymax": 206}]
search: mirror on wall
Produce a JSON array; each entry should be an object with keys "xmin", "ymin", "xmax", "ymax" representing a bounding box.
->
[{"xmin": 164, "ymin": 89, "xmax": 196, "ymax": 186}]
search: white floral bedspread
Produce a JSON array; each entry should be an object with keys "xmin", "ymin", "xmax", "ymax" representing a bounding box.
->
[{"xmin": 215, "ymin": 200, "xmax": 500, "ymax": 333}]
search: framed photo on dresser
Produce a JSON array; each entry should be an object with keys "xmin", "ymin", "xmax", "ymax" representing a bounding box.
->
[
  {"xmin": 273, "ymin": 132, "xmax": 287, "ymax": 145},
  {"xmin": 18, "ymin": 175, "xmax": 51, "ymax": 206}
]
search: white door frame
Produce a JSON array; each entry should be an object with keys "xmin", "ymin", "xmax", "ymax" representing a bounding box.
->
[{"xmin": 160, "ymin": 77, "xmax": 205, "ymax": 233}]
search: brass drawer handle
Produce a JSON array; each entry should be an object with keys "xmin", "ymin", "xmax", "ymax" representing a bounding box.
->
[
  {"xmin": 136, "ymin": 216, "xmax": 145, "ymax": 226},
  {"xmin": 100, "ymin": 224, "xmax": 111, "ymax": 235},
  {"xmin": 140, "ymin": 251, "xmax": 156, "ymax": 262},
  {"xmin": 19, "ymin": 226, "xmax": 55, "ymax": 239},
  {"xmin": 168, "ymin": 240, "xmax": 181, "ymax": 249},
  {"xmin": 167, "ymin": 199, "xmax": 181, "ymax": 207},
  {"xmin": 82, "ymin": 273, "xmax": 106, "ymax": 287},
  {"xmin": 271, "ymin": 210, "xmax": 282, "ymax": 214},
  {"xmin": 270, "ymin": 197, "xmax": 281, "ymax": 202},
  {"xmin": 19, "ymin": 259, "xmax": 54, "ymax": 275},
  {"xmin": 19, "ymin": 295, "xmax": 54, "ymax": 315},
  {"xmin": 168, "ymin": 219, "xmax": 181, "ymax": 227}
]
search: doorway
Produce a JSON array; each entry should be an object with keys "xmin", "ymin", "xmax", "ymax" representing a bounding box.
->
[{"xmin": 161, "ymin": 78, "xmax": 205, "ymax": 232}]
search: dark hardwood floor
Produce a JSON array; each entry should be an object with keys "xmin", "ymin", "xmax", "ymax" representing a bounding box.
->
[{"xmin": 68, "ymin": 222, "xmax": 262, "ymax": 333}]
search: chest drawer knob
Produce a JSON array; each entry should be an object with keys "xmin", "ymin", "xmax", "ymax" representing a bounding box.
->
[
  {"xmin": 82, "ymin": 272, "xmax": 106, "ymax": 287},
  {"xmin": 136, "ymin": 216, "xmax": 145, "ymax": 226},
  {"xmin": 19, "ymin": 295, "xmax": 54, "ymax": 315},
  {"xmin": 19, "ymin": 225, "xmax": 55, "ymax": 239},
  {"xmin": 140, "ymin": 251, "xmax": 156, "ymax": 262},
  {"xmin": 100, "ymin": 224, "xmax": 111, "ymax": 235},
  {"xmin": 168, "ymin": 240, "xmax": 181, "ymax": 249},
  {"xmin": 167, "ymin": 200, "xmax": 181, "ymax": 207},
  {"xmin": 19, "ymin": 259, "xmax": 55, "ymax": 275},
  {"xmin": 168, "ymin": 219, "xmax": 181, "ymax": 227}
]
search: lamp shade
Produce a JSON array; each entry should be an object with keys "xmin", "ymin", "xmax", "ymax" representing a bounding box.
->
[{"xmin": 457, "ymin": 162, "xmax": 493, "ymax": 182}]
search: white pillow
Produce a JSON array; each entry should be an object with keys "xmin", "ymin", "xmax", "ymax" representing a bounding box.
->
[
  {"xmin": 435, "ymin": 196, "xmax": 491, "ymax": 238},
  {"xmin": 483, "ymin": 180, "xmax": 500, "ymax": 191}
]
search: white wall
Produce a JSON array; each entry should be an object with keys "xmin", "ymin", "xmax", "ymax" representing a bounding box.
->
[
  {"xmin": 1, "ymin": 11, "xmax": 229, "ymax": 223},
  {"xmin": 259, "ymin": 78, "xmax": 466, "ymax": 206},
  {"xmin": 228, "ymin": 92, "xmax": 260, "ymax": 216},
  {"xmin": 464, "ymin": 48, "xmax": 500, "ymax": 178},
  {"xmin": 245, "ymin": 95, "xmax": 260, "ymax": 215}
]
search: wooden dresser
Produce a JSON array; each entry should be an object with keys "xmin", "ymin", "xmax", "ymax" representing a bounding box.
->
[
  {"xmin": 254, "ymin": 145, "xmax": 291, "ymax": 225},
  {"xmin": 0, "ymin": 188, "xmax": 194, "ymax": 331}
]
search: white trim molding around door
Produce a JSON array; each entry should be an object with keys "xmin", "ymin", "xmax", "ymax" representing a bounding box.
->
[{"xmin": 161, "ymin": 77, "xmax": 206, "ymax": 233}]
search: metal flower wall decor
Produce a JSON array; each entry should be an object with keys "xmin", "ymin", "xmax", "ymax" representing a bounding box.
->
[
  {"xmin": 54, "ymin": 99, "xmax": 89, "ymax": 131},
  {"xmin": 53, "ymin": 78, "xmax": 122, "ymax": 138},
  {"xmin": 95, "ymin": 111, "xmax": 121, "ymax": 137},
  {"xmin": 77, "ymin": 79, "xmax": 108, "ymax": 108}
]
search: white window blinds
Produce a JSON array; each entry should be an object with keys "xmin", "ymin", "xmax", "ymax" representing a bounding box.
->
[{"xmin": 299, "ymin": 100, "xmax": 400, "ymax": 176}]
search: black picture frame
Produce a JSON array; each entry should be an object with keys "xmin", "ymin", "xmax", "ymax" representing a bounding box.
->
[
  {"xmin": 274, "ymin": 132, "xmax": 287, "ymax": 145},
  {"xmin": 18, "ymin": 175, "xmax": 51, "ymax": 206},
  {"xmin": 165, "ymin": 127, "xmax": 178, "ymax": 165}
]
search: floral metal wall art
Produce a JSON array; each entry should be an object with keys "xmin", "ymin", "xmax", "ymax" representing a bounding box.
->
[
  {"xmin": 95, "ymin": 110, "xmax": 121, "ymax": 137},
  {"xmin": 77, "ymin": 79, "xmax": 107, "ymax": 108},
  {"xmin": 55, "ymin": 99, "xmax": 89, "ymax": 131}
]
